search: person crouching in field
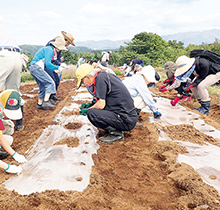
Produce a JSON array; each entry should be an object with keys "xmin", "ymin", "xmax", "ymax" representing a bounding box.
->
[
  {"xmin": 76, "ymin": 64, "xmax": 137, "ymax": 144},
  {"xmin": 29, "ymin": 37, "xmax": 67, "ymax": 110},
  {"xmin": 0, "ymin": 90, "xmax": 27, "ymax": 174}
]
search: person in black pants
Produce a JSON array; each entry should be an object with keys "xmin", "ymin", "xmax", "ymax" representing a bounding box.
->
[{"xmin": 76, "ymin": 64, "xmax": 137, "ymax": 144}]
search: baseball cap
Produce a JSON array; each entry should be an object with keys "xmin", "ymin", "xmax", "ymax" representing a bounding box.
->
[
  {"xmin": 0, "ymin": 90, "xmax": 22, "ymax": 120},
  {"xmin": 76, "ymin": 64, "xmax": 94, "ymax": 89}
]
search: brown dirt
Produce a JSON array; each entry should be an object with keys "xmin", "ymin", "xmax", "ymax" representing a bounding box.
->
[{"xmin": 0, "ymin": 78, "xmax": 220, "ymax": 209}]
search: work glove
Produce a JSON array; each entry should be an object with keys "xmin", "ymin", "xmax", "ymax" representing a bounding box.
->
[
  {"xmin": 153, "ymin": 111, "xmax": 162, "ymax": 119},
  {"xmin": 80, "ymin": 108, "xmax": 89, "ymax": 116},
  {"xmin": 170, "ymin": 96, "xmax": 180, "ymax": 106},
  {"xmin": 4, "ymin": 164, "xmax": 22, "ymax": 174},
  {"xmin": 60, "ymin": 63, "xmax": 68, "ymax": 69},
  {"xmin": 163, "ymin": 78, "xmax": 170, "ymax": 84},
  {"xmin": 54, "ymin": 66, "xmax": 65, "ymax": 74},
  {"xmin": 159, "ymin": 88, "xmax": 167, "ymax": 93},
  {"xmin": 80, "ymin": 102, "xmax": 92, "ymax": 110},
  {"xmin": 12, "ymin": 152, "xmax": 27, "ymax": 163},
  {"xmin": 184, "ymin": 84, "xmax": 194, "ymax": 92},
  {"xmin": 158, "ymin": 84, "xmax": 167, "ymax": 90}
]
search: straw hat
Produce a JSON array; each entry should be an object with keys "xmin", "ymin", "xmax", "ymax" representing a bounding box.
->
[
  {"xmin": 175, "ymin": 55, "xmax": 195, "ymax": 76},
  {"xmin": 61, "ymin": 31, "xmax": 75, "ymax": 46},
  {"xmin": 50, "ymin": 37, "xmax": 67, "ymax": 51}
]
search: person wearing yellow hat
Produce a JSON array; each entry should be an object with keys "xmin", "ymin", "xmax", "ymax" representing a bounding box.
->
[
  {"xmin": 0, "ymin": 92, "xmax": 27, "ymax": 174},
  {"xmin": 30, "ymin": 37, "xmax": 67, "ymax": 110},
  {"xmin": 76, "ymin": 64, "xmax": 137, "ymax": 144},
  {"xmin": 44, "ymin": 31, "xmax": 75, "ymax": 102}
]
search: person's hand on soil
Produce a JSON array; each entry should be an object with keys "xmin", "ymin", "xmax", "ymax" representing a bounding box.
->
[
  {"xmin": 170, "ymin": 96, "xmax": 180, "ymax": 106},
  {"xmin": 4, "ymin": 164, "xmax": 22, "ymax": 174},
  {"xmin": 80, "ymin": 108, "xmax": 89, "ymax": 116},
  {"xmin": 159, "ymin": 88, "xmax": 167, "ymax": 93}
]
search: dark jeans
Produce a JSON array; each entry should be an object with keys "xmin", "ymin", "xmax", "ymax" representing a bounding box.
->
[{"xmin": 44, "ymin": 67, "xmax": 60, "ymax": 90}]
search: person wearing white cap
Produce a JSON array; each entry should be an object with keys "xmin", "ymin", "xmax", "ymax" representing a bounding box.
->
[
  {"xmin": 29, "ymin": 37, "xmax": 67, "ymax": 110},
  {"xmin": 122, "ymin": 64, "xmax": 162, "ymax": 119},
  {"xmin": 0, "ymin": 94, "xmax": 27, "ymax": 174}
]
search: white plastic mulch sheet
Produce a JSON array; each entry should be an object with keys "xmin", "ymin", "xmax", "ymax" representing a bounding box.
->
[
  {"xmin": 3, "ymin": 88, "xmax": 100, "ymax": 195},
  {"xmin": 145, "ymin": 96, "xmax": 220, "ymax": 194}
]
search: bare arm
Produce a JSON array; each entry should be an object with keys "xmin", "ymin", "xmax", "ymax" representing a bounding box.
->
[{"xmin": 0, "ymin": 134, "xmax": 15, "ymax": 156}]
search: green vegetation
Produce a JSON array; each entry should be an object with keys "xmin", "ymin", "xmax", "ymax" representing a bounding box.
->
[{"xmin": 21, "ymin": 72, "xmax": 34, "ymax": 83}]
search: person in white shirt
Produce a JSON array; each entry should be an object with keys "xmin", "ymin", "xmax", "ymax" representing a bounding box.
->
[
  {"xmin": 0, "ymin": 23, "xmax": 28, "ymax": 131},
  {"xmin": 122, "ymin": 65, "xmax": 162, "ymax": 119},
  {"xmin": 101, "ymin": 51, "xmax": 112, "ymax": 67},
  {"xmin": 77, "ymin": 56, "xmax": 86, "ymax": 68}
]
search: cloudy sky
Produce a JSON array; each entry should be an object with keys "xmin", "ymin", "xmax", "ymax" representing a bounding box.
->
[{"xmin": 1, "ymin": 0, "xmax": 220, "ymax": 45}]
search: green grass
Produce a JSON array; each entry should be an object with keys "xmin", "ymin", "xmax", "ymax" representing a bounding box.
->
[{"xmin": 21, "ymin": 72, "xmax": 34, "ymax": 83}]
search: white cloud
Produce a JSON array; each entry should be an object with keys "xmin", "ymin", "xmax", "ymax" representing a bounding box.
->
[{"xmin": 38, "ymin": 11, "xmax": 62, "ymax": 18}]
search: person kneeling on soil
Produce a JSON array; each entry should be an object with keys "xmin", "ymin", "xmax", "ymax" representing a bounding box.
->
[
  {"xmin": 122, "ymin": 64, "xmax": 162, "ymax": 120},
  {"xmin": 76, "ymin": 64, "xmax": 137, "ymax": 144},
  {"xmin": 29, "ymin": 37, "xmax": 67, "ymax": 110},
  {"xmin": 159, "ymin": 61, "xmax": 192, "ymax": 106},
  {"xmin": 0, "ymin": 91, "xmax": 27, "ymax": 174}
]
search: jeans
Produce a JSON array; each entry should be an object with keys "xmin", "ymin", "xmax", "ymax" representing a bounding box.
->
[{"xmin": 30, "ymin": 64, "xmax": 56, "ymax": 99}]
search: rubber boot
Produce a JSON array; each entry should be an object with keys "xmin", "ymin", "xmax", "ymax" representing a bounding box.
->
[
  {"xmin": 99, "ymin": 126, "xmax": 124, "ymax": 144},
  {"xmin": 15, "ymin": 105, "xmax": 25, "ymax": 131},
  {"xmin": 50, "ymin": 94, "xmax": 61, "ymax": 101},
  {"xmin": 193, "ymin": 100, "xmax": 210, "ymax": 115}
]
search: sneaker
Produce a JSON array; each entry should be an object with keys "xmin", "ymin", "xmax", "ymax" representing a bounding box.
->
[
  {"xmin": 37, "ymin": 104, "xmax": 45, "ymax": 110},
  {"xmin": 42, "ymin": 100, "xmax": 56, "ymax": 109},
  {"xmin": 180, "ymin": 95, "xmax": 192, "ymax": 102},
  {"xmin": 50, "ymin": 99, "xmax": 57, "ymax": 105},
  {"xmin": 16, "ymin": 125, "xmax": 25, "ymax": 131},
  {"xmin": 99, "ymin": 131, "xmax": 124, "ymax": 144},
  {"xmin": 0, "ymin": 151, "xmax": 9, "ymax": 160},
  {"xmin": 51, "ymin": 95, "xmax": 61, "ymax": 101}
]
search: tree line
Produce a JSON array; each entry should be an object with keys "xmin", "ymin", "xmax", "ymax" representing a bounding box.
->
[{"xmin": 22, "ymin": 32, "xmax": 220, "ymax": 70}]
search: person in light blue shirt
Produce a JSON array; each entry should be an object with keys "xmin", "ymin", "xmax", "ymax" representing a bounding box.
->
[
  {"xmin": 29, "ymin": 37, "xmax": 67, "ymax": 110},
  {"xmin": 122, "ymin": 69, "xmax": 162, "ymax": 119}
]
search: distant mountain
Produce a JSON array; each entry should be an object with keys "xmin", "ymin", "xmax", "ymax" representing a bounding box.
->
[
  {"xmin": 162, "ymin": 29, "xmax": 220, "ymax": 47},
  {"xmin": 20, "ymin": 29, "xmax": 220, "ymax": 55},
  {"xmin": 75, "ymin": 39, "xmax": 130, "ymax": 50}
]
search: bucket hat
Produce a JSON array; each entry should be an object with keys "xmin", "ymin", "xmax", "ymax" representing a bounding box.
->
[
  {"xmin": 0, "ymin": 90, "xmax": 22, "ymax": 120},
  {"xmin": 175, "ymin": 55, "xmax": 195, "ymax": 76},
  {"xmin": 163, "ymin": 61, "xmax": 177, "ymax": 73},
  {"xmin": 50, "ymin": 37, "xmax": 67, "ymax": 51},
  {"xmin": 61, "ymin": 31, "xmax": 75, "ymax": 46},
  {"xmin": 76, "ymin": 64, "xmax": 94, "ymax": 89}
]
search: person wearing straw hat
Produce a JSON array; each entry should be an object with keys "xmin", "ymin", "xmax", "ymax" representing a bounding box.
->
[
  {"xmin": 159, "ymin": 61, "xmax": 192, "ymax": 106},
  {"xmin": 30, "ymin": 37, "xmax": 67, "ymax": 110},
  {"xmin": 161, "ymin": 55, "xmax": 220, "ymax": 115},
  {"xmin": 0, "ymin": 91, "xmax": 27, "ymax": 174},
  {"xmin": 45, "ymin": 31, "xmax": 75, "ymax": 102},
  {"xmin": 76, "ymin": 64, "xmax": 137, "ymax": 144}
]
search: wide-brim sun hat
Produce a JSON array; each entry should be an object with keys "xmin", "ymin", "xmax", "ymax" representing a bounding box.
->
[
  {"xmin": 0, "ymin": 90, "xmax": 22, "ymax": 120},
  {"xmin": 50, "ymin": 37, "xmax": 67, "ymax": 51},
  {"xmin": 76, "ymin": 64, "xmax": 94, "ymax": 89},
  {"xmin": 61, "ymin": 31, "xmax": 75, "ymax": 46},
  {"xmin": 175, "ymin": 55, "xmax": 195, "ymax": 76}
]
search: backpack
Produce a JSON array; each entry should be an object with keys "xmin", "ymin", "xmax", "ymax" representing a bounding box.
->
[{"xmin": 190, "ymin": 49, "xmax": 220, "ymax": 65}]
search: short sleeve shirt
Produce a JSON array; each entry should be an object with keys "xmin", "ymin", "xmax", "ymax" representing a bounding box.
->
[{"xmin": 94, "ymin": 72, "xmax": 136, "ymax": 116}]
